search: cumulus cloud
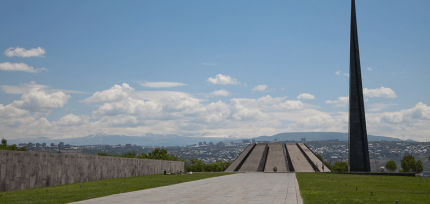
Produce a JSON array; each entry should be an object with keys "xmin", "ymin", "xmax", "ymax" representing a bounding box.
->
[
  {"xmin": 0, "ymin": 62, "xmax": 47, "ymax": 73},
  {"xmin": 207, "ymin": 74, "xmax": 240, "ymax": 85},
  {"xmin": 12, "ymin": 89, "xmax": 70, "ymax": 113},
  {"xmin": 140, "ymin": 81, "xmax": 187, "ymax": 88},
  {"xmin": 81, "ymin": 83, "xmax": 134, "ymax": 103},
  {"xmin": 252, "ymin": 84, "xmax": 267, "ymax": 92},
  {"xmin": 56, "ymin": 114, "xmax": 89, "ymax": 126},
  {"xmin": 335, "ymin": 71, "xmax": 340, "ymax": 75},
  {"xmin": 297, "ymin": 93, "xmax": 315, "ymax": 100},
  {"xmin": 367, "ymin": 67, "xmax": 373, "ymax": 71},
  {"xmin": 343, "ymin": 73, "xmax": 349, "ymax": 77},
  {"xmin": 210, "ymin": 89, "xmax": 231, "ymax": 97},
  {"xmin": 326, "ymin": 96, "xmax": 349, "ymax": 107},
  {"xmin": 4, "ymin": 47, "xmax": 46, "ymax": 57},
  {"xmin": 363, "ymin": 87, "xmax": 397, "ymax": 98}
]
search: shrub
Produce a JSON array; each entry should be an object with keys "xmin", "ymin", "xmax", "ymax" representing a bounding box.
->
[
  {"xmin": 331, "ymin": 161, "xmax": 348, "ymax": 172},
  {"xmin": 385, "ymin": 160, "xmax": 397, "ymax": 172}
]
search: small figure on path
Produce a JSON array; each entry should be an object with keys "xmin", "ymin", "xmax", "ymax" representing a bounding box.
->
[{"xmin": 322, "ymin": 163, "xmax": 324, "ymax": 172}]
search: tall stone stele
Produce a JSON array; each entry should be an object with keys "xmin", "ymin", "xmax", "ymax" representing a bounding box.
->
[{"xmin": 348, "ymin": 0, "xmax": 371, "ymax": 172}]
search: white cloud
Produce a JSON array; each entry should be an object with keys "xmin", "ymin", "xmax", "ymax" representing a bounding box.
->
[
  {"xmin": 343, "ymin": 73, "xmax": 349, "ymax": 77},
  {"xmin": 0, "ymin": 104, "xmax": 30, "ymax": 118},
  {"xmin": 201, "ymin": 63, "xmax": 216, "ymax": 67},
  {"xmin": 297, "ymin": 93, "xmax": 315, "ymax": 100},
  {"xmin": 1, "ymin": 81, "xmax": 88, "ymax": 94},
  {"xmin": 0, "ymin": 62, "xmax": 47, "ymax": 73},
  {"xmin": 335, "ymin": 71, "xmax": 340, "ymax": 75},
  {"xmin": 326, "ymin": 96, "xmax": 349, "ymax": 107},
  {"xmin": 210, "ymin": 89, "xmax": 231, "ymax": 97},
  {"xmin": 140, "ymin": 81, "xmax": 187, "ymax": 88},
  {"xmin": 56, "ymin": 114, "xmax": 89, "ymax": 126},
  {"xmin": 81, "ymin": 83, "xmax": 134, "ymax": 103},
  {"xmin": 12, "ymin": 89, "xmax": 70, "ymax": 113},
  {"xmin": 367, "ymin": 67, "xmax": 373, "ymax": 71},
  {"xmin": 2, "ymin": 82, "xmax": 429, "ymax": 141},
  {"xmin": 363, "ymin": 87, "xmax": 397, "ymax": 98},
  {"xmin": 4, "ymin": 47, "xmax": 46, "ymax": 57},
  {"xmin": 207, "ymin": 74, "xmax": 240, "ymax": 85},
  {"xmin": 252, "ymin": 84, "xmax": 267, "ymax": 92}
]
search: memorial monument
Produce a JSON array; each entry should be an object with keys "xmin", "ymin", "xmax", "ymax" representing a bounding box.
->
[{"xmin": 348, "ymin": 0, "xmax": 371, "ymax": 172}]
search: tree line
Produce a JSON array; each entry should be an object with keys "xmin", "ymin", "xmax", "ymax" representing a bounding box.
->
[
  {"xmin": 317, "ymin": 153, "xmax": 425, "ymax": 173},
  {"xmin": 0, "ymin": 138, "xmax": 28, "ymax": 151},
  {"xmin": 98, "ymin": 148, "xmax": 231, "ymax": 172}
]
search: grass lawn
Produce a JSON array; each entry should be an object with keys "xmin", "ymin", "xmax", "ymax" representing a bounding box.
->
[
  {"xmin": 296, "ymin": 173, "xmax": 430, "ymax": 204},
  {"xmin": 0, "ymin": 172, "xmax": 234, "ymax": 204}
]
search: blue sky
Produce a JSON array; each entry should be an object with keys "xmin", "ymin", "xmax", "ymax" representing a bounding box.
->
[{"xmin": 1, "ymin": 0, "xmax": 429, "ymax": 141}]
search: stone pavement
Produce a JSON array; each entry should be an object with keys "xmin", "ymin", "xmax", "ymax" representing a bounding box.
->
[{"xmin": 70, "ymin": 173, "xmax": 303, "ymax": 204}]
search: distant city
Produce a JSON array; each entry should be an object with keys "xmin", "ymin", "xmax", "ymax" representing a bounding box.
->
[{"xmin": 16, "ymin": 137, "xmax": 430, "ymax": 172}]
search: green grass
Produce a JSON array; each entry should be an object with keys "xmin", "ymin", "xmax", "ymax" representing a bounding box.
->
[
  {"xmin": 0, "ymin": 172, "xmax": 234, "ymax": 204},
  {"xmin": 296, "ymin": 173, "xmax": 430, "ymax": 204}
]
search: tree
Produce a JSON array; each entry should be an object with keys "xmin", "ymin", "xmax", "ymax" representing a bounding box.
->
[
  {"xmin": 331, "ymin": 161, "xmax": 348, "ymax": 172},
  {"xmin": 385, "ymin": 160, "xmax": 397, "ymax": 172},
  {"xmin": 415, "ymin": 160, "xmax": 423, "ymax": 173},
  {"xmin": 316, "ymin": 154, "xmax": 323, "ymax": 161},
  {"xmin": 400, "ymin": 154, "xmax": 416, "ymax": 172},
  {"xmin": 0, "ymin": 138, "xmax": 28, "ymax": 151}
]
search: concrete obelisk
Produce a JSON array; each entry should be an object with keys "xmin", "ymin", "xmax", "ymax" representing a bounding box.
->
[{"xmin": 348, "ymin": 0, "xmax": 371, "ymax": 172}]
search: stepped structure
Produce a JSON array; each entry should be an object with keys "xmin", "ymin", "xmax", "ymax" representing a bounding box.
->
[
  {"xmin": 225, "ymin": 142, "xmax": 324, "ymax": 173},
  {"xmin": 348, "ymin": 0, "xmax": 371, "ymax": 172}
]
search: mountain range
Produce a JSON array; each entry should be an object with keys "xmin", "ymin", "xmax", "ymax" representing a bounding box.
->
[{"xmin": 6, "ymin": 132, "xmax": 409, "ymax": 147}]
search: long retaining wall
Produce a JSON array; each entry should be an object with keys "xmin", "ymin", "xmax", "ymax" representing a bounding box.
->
[{"xmin": 0, "ymin": 150, "xmax": 184, "ymax": 192}]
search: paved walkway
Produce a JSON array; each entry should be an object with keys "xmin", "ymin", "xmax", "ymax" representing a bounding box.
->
[{"xmin": 71, "ymin": 173, "xmax": 303, "ymax": 204}]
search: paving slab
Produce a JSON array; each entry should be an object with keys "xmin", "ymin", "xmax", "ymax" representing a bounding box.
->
[
  {"xmin": 264, "ymin": 143, "xmax": 289, "ymax": 172},
  {"xmin": 70, "ymin": 173, "xmax": 303, "ymax": 204},
  {"xmin": 285, "ymin": 144, "xmax": 314, "ymax": 172},
  {"xmin": 298, "ymin": 143, "xmax": 331, "ymax": 172}
]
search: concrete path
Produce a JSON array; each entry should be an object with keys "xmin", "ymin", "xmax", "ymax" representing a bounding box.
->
[{"xmin": 70, "ymin": 173, "xmax": 303, "ymax": 204}]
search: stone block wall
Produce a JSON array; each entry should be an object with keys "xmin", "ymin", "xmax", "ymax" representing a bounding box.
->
[{"xmin": 0, "ymin": 150, "xmax": 184, "ymax": 192}]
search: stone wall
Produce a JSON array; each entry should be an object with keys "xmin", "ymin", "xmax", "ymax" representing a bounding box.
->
[{"xmin": 0, "ymin": 150, "xmax": 184, "ymax": 192}]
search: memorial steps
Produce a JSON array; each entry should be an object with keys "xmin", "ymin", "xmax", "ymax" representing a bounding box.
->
[{"xmin": 225, "ymin": 142, "xmax": 326, "ymax": 173}]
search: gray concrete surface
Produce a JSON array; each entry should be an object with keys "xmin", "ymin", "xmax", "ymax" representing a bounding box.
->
[
  {"xmin": 239, "ymin": 143, "xmax": 268, "ymax": 172},
  {"xmin": 71, "ymin": 173, "xmax": 303, "ymax": 204},
  {"xmin": 225, "ymin": 144, "xmax": 255, "ymax": 172},
  {"xmin": 264, "ymin": 143, "xmax": 289, "ymax": 173},
  {"xmin": 0, "ymin": 150, "xmax": 184, "ymax": 192},
  {"xmin": 284, "ymin": 144, "xmax": 314, "ymax": 172},
  {"xmin": 297, "ymin": 143, "xmax": 330, "ymax": 172}
]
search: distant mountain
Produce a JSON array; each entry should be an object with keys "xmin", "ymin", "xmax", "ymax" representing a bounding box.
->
[
  {"xmin": 8, "ymin": 132, "xmax": 405, "ymax": 146},
  {"xmin": 221, "ymin": 132, "xmax": 403, "ymax": 143},
  {"xmin": 7, "ymin": 134, "xmax": 233, "ymax": 146}
]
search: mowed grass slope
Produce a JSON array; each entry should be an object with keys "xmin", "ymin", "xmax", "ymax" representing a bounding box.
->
[
  {"xmin": 0, "ymin": 172, "xmax": 234, "ymax": 204},
  {"xmin": 296, "ymin": 173, "xmax": 430, "ymax": 204}
]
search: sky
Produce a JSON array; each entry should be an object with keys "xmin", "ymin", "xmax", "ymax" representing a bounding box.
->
[{"xmin": 0, "ymin": 0, "xmax": 429, "ymax": 141}]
